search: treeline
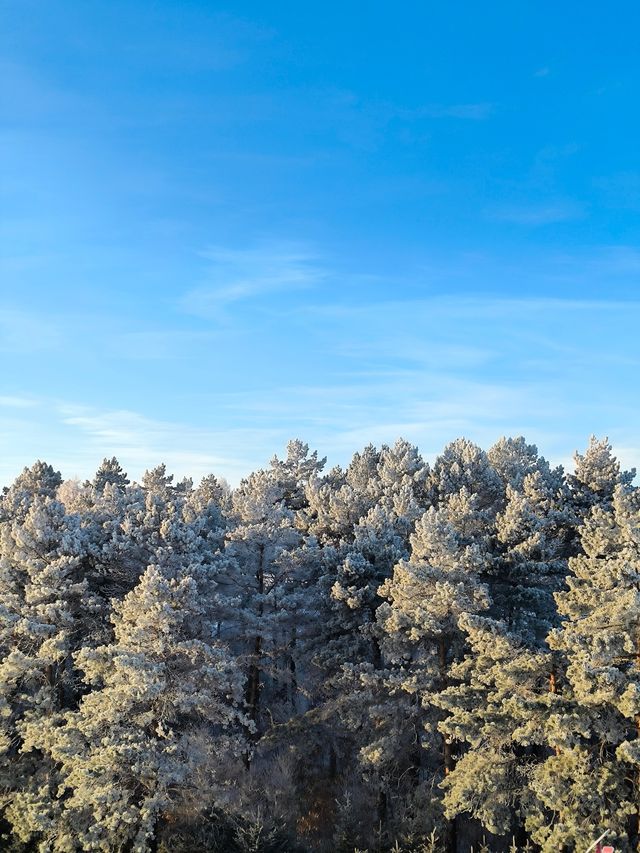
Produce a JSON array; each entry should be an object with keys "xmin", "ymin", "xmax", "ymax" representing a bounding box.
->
[{"xmin": 0, "ymin": 436, "xmax": 638, "ymax": 852}]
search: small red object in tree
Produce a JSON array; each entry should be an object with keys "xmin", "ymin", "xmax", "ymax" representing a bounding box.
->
[{"xmin": 601, "ymin": 846, "xmax": 614, "ymax": 853}]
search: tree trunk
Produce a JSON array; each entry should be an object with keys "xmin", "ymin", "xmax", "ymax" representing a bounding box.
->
[
  {"xmin": 438, "ymin": 635, "xmax": 456, "ymax": 852},
  {"xmin": 439, "ymin": 636, "xmax": 454, "ymax": 777},
  {"xmin": 244, "ymin": 544, "xmax": 265, "ymax": 768},
  {"xmin": 329, "ymin": 743, "xmax": 337, "ymax": 780},
  {"xmin": 549, "ymin": 665, "xmax": 561, "ymax": 756},
  {"xmin": 289, "ymin": 627, "xmax": 297, "ymax": 710}
]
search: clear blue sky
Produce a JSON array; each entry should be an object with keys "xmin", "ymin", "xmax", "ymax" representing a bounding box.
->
[{"xmin": 2, "ymin": 1, "xmax": 640, "ymax": 485}]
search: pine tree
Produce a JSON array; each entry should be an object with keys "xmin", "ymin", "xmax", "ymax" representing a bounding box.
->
[
  {"xmin": 488, "ymin": 436, "xmax": 546, "ymax": 491},
  {"xmin": 25, "ymin": 563, "xmax": 247, "ymax": 852},
  {"xmin": 1, "ymin": 460, "xmax": 62, "ymax": 522},
  {"xmin": 377, "ymin": 439, "xmax": 430, "ymax": 513},
  {"xmin": 304, "ymin": 444, "xmax": 382, "ymax": 546},
  {"xmin": 303, "ymin": 503, "xmax": 410, "ymax": 807},
  {"xmin": 269, "ymin": 439, "xmax": 326, "ymax": 514},
  {"xmin": 373, "ymin": 504, "xmax": 491, "ymax": 848},
  {"xmin": 224, "ymin": 470, "xmax": 300, "ymax": 741},
  {"xmin": 92, "ymin": 456, "xmax": 130, "ymax": 494},
  {"xmin": 525, "ymin": 483, "xmax": 640, "ymax": 851},
  {"xmin": 0, "ymin": 494, "xmax": 92, "ymax": 844},
  {"xmin": 568, "ymin": 435, "xmax": 635, "ymax": 525},
  {"xmin": 430, "ymin": 438, "xmax": 504, "ymax": 519},
  {"xmin": 491, "ymin": 465, "xmax": 571, "ymax": 645},
  {"xmin": 434, "ymin": 614, "xmax": 554, "ymax": 842}
]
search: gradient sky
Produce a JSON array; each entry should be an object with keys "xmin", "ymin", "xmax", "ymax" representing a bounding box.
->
[{"xmin": 2, "ymin": 1, "xmax": 640, "ymax": 485}]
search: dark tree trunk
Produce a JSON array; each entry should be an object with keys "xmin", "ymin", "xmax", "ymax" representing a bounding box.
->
[
  {"xmin": 244, "ymin": 544, "xmax": 265, "ymax": 768},
  {"xmin": 289, "ymin": 627, "xmax": 297, "ymax": 710},
  {"xmin": 438, "ymin": 635, "xmax": 456, "ymax": 852}
]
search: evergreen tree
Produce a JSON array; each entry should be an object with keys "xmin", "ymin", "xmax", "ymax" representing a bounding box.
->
[
  {"xmin": 491, "ymin": 466, "xmax": 571, "ymax": 645},
  {"xmin": 488, "ymin": 435, "xmax": 546, "ymax": 491},
  {"xmin": 26, "ymin": 564, "xmax": 246, "ymax": 852},
  {"xmin": 0, "ymin": 495, "xmax": 92, "ymax": 844},
  {"xmin": 373, "ymin": 504, "xmax": 491, "ymax": 847},
  {"xmin": 225, "ymin": 470, "xmax": 300, "ymax": 740},
  {"xmin": 1, "ymin": 460, "xmax": 62, "ymax": 522},
  {"xmin": 568, "ymin": 435, "xmax": 635, "ymax": 524},
  {"xmin": 0, "ymin": 435, "xmax": 638, "ymax": 851},
  {"xmin": 435, "ymin": 614, "xmax": 554, "ymax": 842},
  {"xmin": 92, "ymin": 456, "xmax": 130, "ymax": 494},
  {"xmin": 269, "ymin": 439, "xmax": 326, "ymax": 514},
  {"xmin": 526, "ymin": 483, "xmax": 640, "ymax": 852},
  {"xmin": 430, "ymin": 438, "xmax": 504, "ymax": 519}
]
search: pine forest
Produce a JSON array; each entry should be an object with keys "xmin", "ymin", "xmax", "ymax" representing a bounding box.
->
[{"xmin": 0, "ymin": 436, "xmax": 638, "ymax": 852}]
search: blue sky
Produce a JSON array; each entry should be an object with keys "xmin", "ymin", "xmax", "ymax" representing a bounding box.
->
[{"xmin": 2, "ymin": 1, "xmax": 640, "ymax": 485}]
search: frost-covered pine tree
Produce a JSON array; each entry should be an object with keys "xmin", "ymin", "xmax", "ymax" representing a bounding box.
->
[
  {"xmin": 92, "ymin": 456, "xmax": 130, "ymax": 494},
  {"xmin": 327, "ymin": 504, "xmax": 409, "ymax": 670},
  {"xmin": 269, "ymin": 438, "xmax": 326, "ymax": 515},
  {"xmin": 0, "ymin": 460, "xmax": 62, "ymax": 522},
  {"xmin": 304, "ymin": 444, "xmax": 382, "ymax": 545},
  {"xmin": 430, "ymin": 438, "xmax": 504, "ymax": 520},
  {"xmin": 568, "ymin": 435, "xmax": 636, "ymax": 526},
  {"xmin": 303, "ymin": 502, "xmax": 409, "ymax": 794},
  {"xmin": 0, "ymin": 492, "xmax": 92, "ymax": 843},
  {"xmin": 377, "ymin": 439, "xmax": 430, "ymax": 510},
  {"xmin": 115, "ymin": 463, "xmax": 222, "ymax": 589},
  {"xmin": 491, "ymin": 462, "xmax": 571, "ymax": 645},
  {"xmin": 371, "ymin": 504, "xmax": 490, "ymax": 847},
  {"xmin": 25, "ymin": 563, "xmax": 246, "ymax": 852},
  {"xmin": 488, "ymin": 435, "xmax": 547, "ymax": 491},
  {"xmin": 525, "ymin": 483, "xmax": 640, "ymax": 852},
  {"xmin": 430, "ymin": 446, "xmax": 570, "ymax": 844},
  {"xmin": 224, "ymin": 469, "xmax": 300, "ymax": 739},
  {"xmin": 434, "ymin": 613, "xmax": 555, "ymax": 843}
]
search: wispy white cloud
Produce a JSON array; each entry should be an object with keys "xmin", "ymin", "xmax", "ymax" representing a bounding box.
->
[
  {"xmin": 55, "ymin": 403, "xmax": 286, "ymax": 484},
  {"xmin": 0, "ymin": 395, "xmax": 37, "ymax": 408},
  {"xmin": 182, "ymin": 241, "xmax": 326, "ymax": 319}
]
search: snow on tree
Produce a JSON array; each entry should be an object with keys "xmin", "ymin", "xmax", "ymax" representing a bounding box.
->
[
  {"xmin": 488, "ymin": 435, "xmax": 547, "ymax": 491},
  {"xmin": 434, "ymin": 614, "xmax": 554, "ymax": 841},
  {"xmin": 377, "ymin": 439, "xmax": 430, "ymax": 510},
  {"xmin": 270, "ymin": 439, "xmax": 326, "ymax": 513},
  {"xmin": 345, "ymin": 444, "xmax": 382, "ymax": 504},
  {"xmin": 303, "ymin": 444, "xmax": 382, "ymax": 545},
  {"xmin": 115, "ymin": 464, "xmax": 221, "ymax": 589},
  {"xmin": 23, "ymin": 563, "xmax": 247, "ymax": 852},
  {"xmin": 1, "ymin": 435, "xmax": 638, "ymax": 851},
  {"xmin": 491, "ymin": 465, "xmax": 572, "ymax": 645},
  {"xmin": 525, "ymin": 483, "xmax": 640, "ymax": 851},
  {"xmin": 370, "ymin": 503, "xmax": 490, "ymax": 845},
  {"xmin": 92, "ymin": 456, "xmax": 130, "ymax": 494},
  {"xmin": 376, "ymin": 504, "xmax": 490, "ymax": 739},
  {"xmin": 1, "ymin": 460, "xmax": 62, "ymax": 523},
  {"xmin": 224, "ymin": 469, "xmax": 301, "ymax": 739},
  {"xmin": 568, "ymin": 435, "xmax": 636, "ymax": 524},
  {"xmin": 57, "ymin": 477, "xmax": 94, "ymax": 515},
  {"xmin": 430, "ymin": 438, "xmax": 504, "ymax": 518},
  {"xmin": 330, "ymin": 504, "xmax": 409, "ymax": 668},
  {"xmin": 0, "ymin": 494, "xmax": 93, "ymax": 844}
]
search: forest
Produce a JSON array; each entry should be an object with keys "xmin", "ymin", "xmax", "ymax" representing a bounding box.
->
[{"xmin": 0, "ymin": 435, "xmax": 638, "ymax": 853}]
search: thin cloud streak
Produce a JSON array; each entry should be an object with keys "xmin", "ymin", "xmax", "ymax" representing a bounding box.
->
[
  {"xmin": 0, "ymin": 396, "xmax": 38, "ymax": 408},
  {"xmin": 181, "ymin": 241, "xmax": 326, "ymax": 319}
]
